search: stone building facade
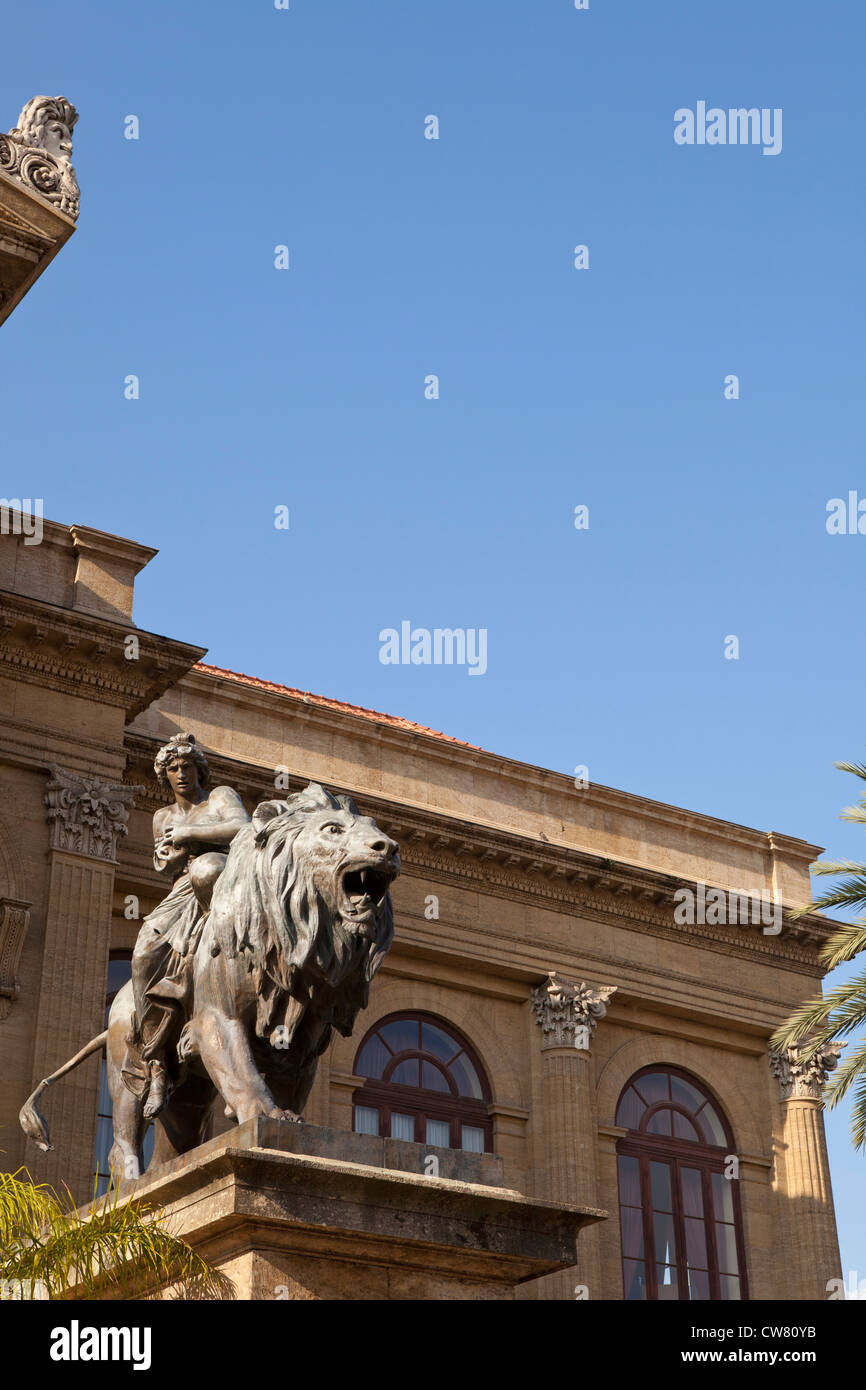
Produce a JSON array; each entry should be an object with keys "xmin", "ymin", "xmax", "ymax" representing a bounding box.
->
[{"xmin": 0, "ymin": 520, "xmax": 843, "ymax": 1300}]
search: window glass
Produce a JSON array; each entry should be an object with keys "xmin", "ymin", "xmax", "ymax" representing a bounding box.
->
[
  {"xmin": 670, "ymin": 1074, "xmax": 707, "ymax": 1114},
  {"xmin": 715, "ymin": 1223, "xmax": 739, "ymax": 1275},
  {"xmin": 696, "ymin": 1103, "xmax": 727, "ymax": 1147},
  {"xmin": 421, "ymin": 1061, "xmax": 450, "ymax": 1093},
  {"xmin": 106, "ymin": 957, "xmax": 133, "ymax": 1001},
  {"xmin": 646, "ymin": 1108, "xmax": 672, "ymax": 1137},
  {"xmin": 353, "ymin": 1104, "xmax": 379, "ymax": 1136},
  {"xmin": 681, "ymin": 1167, "xmax": 704, "ymax": 1219},
  {"xmin": 623, "ymin": 1260, "xmax": 647, "ymax": 1300},
  {"xmin": 616, "ymin": 1087, "xmax": 646, "ymax": 1130},
  {"xmin": 461, "ymin": 1125, "xmax": 485, "ymax": 1153},
  {"xmin": 447, "ymin": 1051, "xmax": 483, "ymax": 1099},
  {"xmin": 634, "ymin": 1072, "xmax": 670, "ymax": 1106},
  {"xmin": 620, "ymin": 1207, "xmax": 644, "ymax": 1260},
  {"xmin": 94, "ymin": 1110, "xmax": 115, "ymax": 1194},
  {"xmin": 653, "ymin": 1212, "xmax": 676, "ymax": 1265},
  {"xmin": 425, "ymin": 1118, "xmax": 450, "ymax": 1147},
  {"xmin": 673, "ymin": 1112, "xmax": 700, "ymax": 1142},
  {"xmin": 687, "ymin": 1268, "xmax": 710, "ymax": 1300},
  {"xmin": 712, "ymin": 1172, "xmax": 735, "ymax": 1223},
  {"xmin": 421, "ymin": 1023, "xmax": 460, "ymax": 1065},
  {"xmin": 380, "ymin": 1018, "xmax": 420, "ymax": 1055},
  {"xmin": 656, "ymin": 1265, "xmax": 679, "ymax": 1300},
  {"xmin": 685, "ymin": 1218, "xmax": 707, "ymax": 1269},
  {"xmin": 721, "ymin": 1275, "xmax": 741, "ymax": 1301},
  {"xmin": 356, "ymin": 1034, "xmax": 391, "ymax": 1078},
  {"xmin": 650, "ymin": 1161, "xmax": 672, "ymax": 1213},
  {"xmin": 390, "ymin": 1112, "xmax": 414, "ymax": 1141},
  {"xmin": 617, "ymin": 1154, "xmax": 641, "ymax": 1207},
  {"xmin": 390, "ymin": 1059, "xmax": 420, "ymax": 1087}
]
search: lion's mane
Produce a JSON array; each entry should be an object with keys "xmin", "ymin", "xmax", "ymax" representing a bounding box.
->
[{"xmin": 209, "ymin": 783, "xmax": 394, "ymax": 1044}]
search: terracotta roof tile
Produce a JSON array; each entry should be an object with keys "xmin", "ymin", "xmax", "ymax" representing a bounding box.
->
[{"xmin": 193, "ymin": 663, "xmax": 481, "ymax": 750}]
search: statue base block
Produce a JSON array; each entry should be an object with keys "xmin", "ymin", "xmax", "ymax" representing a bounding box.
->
[{"xmin": 131, "ymin": 1118, "xmax": 605, "ymax": 1300}]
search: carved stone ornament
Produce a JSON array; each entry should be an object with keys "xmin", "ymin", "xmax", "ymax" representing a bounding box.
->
[
  {"xmin": 0, "ymin": 96, "xmax": 80, "ymax": 219},
  {"xmin": 531, "ymin": 970, "xmax": 617, "ymax": 1050},
  {"xmin": 0, "ymin": 898, "xmax": 32, "ymax": 1020},
  {"xmin": 768, "ymin": 1039, "xmax": 847, "ymax": 1101},
  {"xmin": 45, "ymin": 767, "xmax": 143, "ymax": 862}
]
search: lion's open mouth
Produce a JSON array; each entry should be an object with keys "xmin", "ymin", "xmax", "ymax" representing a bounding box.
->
[{"xmin": 340, "ymin": 865, "xmax": 395, "ymax": 918}]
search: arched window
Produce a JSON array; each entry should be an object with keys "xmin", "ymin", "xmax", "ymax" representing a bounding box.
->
[
  {"xmin": 94, "ymin": 952, "xmax": 154, "ymax": 1193},
  {"xmin": 615, "ymin": 1066, "xmax": 747, "ymax": 1302},
  {"xmin": 352, "ymin": 1012, "xmax": 492, "ymax": 1153}
]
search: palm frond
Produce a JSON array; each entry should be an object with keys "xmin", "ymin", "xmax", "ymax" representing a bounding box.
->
[
  {"xmin": 0, "ymin": 1168, "xmax": 61, "ymax": 1253},
  {"xmin": 808, "ymin": 859, "xmax": 866, "ymax": 878},
  {"xmin": 846, "ymin": 1073, "xmax": 866, "ymax": 1151},
  {"xmin": 771, "ymin": 967, "xmax": 866, "ymax": 1053},
  {"xmin": 801, "ymin": 876, "xmax": 866, "ymax": 916},
  {"xmin": 818, "ymin": 923, "xmax": 866, "ymax": 970},
  {"xmin": 0, "ymin": 1168, "xmax": 234, "ymax": 1300},
  {"xmin": 823, "ymin": 1039, "xmax": 866, "ymax": 1114},
  {"xmin": 775, "ymin": 757, "xmax": 866, "ymax": 1155}
]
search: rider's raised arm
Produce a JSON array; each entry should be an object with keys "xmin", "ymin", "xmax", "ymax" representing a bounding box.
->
[{"xmin": 187, "ymin": 785, "xmax": 251, "ymax": 847}]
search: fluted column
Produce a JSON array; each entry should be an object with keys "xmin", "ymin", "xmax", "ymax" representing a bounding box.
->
[
  {"xmin": 531, "ymin": 971, "xmax": 616, "ymax": 1300},
  {"xmin": 768, "ymin": 1041, "xmax": 844, "ymax": 1299},
  {"xmin": 26, "ymin": 768, "xmax": 139, "ymax": 1199}
]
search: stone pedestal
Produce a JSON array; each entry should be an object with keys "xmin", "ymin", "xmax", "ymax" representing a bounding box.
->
[{"xmin": 126, "ymin": 1119, "xmax": 605, "ymax": 1301}]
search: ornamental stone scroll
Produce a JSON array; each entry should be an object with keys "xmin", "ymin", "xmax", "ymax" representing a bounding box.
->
[
  {"xmin": 531, "ymin": 971, "xmax": 617, "ymax": 1051},
  {"xmin": 0, "ymin": 96, "xmax": 80, "ymax": 220},
  {"xmin": 768, "ymin": 1040, "xmax": 847, "ymax": 1101},
  {"xmin": 0, "ymin": 898, "xmax": 32, "ymax": 1020},
  {"xmin": 45, "ymin": 766, "xmax": 143, "ymax": 862}
]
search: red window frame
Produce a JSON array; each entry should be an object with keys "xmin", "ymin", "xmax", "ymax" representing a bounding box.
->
[
  {"xmin": 615, "ymin": 1066, "xmax": 749, "ymax": 1301},
  {"xmin": 352, "ymin": 1011, "xmax": 493, "ymax": 1152}
]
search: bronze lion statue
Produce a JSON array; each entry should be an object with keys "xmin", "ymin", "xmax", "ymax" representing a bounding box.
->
[{"xmin": 20, "ymin": 783, "xmax": 399, "ymax": 1182}]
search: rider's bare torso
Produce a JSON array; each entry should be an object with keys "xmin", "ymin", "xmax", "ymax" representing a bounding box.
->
[{"xmin": 153, "ymin": 785, "xmax": 249, "ymax": 886}]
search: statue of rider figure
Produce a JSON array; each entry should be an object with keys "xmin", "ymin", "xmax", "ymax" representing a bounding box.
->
[{"xmin": 129, "ymin": 733, "xmax": 249, "ymax": 1118}]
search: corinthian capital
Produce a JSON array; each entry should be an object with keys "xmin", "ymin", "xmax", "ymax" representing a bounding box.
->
[
  {"xmin": 768, "ymin": 1039, "xmax": 847, "ymax": 1101},
  {"xmin": 531, "ymin": 971, "xmax": 617, "ymax": 1050},
  {"xmin": 45, "ymin": 766, "xmax": 142, "ymax": 862}
]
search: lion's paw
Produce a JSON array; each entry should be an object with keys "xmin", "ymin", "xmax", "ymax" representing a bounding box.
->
[{"xmin": 269, "ymin": 1106, "xmax": 302, "ymax": 1125}]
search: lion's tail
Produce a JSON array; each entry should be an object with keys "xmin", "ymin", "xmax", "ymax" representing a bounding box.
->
[{"xmin": 19, "ymin": 1030, "xmax": 108, "ymax": 1152}]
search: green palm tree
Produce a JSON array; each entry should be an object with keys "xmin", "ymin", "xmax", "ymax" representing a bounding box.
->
[
  {"xmin": 771, "ymin": 759, "xmax": 866, "ymax": 1151},
  {"xmin": 0, "ymin": 1166, "xmax": 234, "ymax": 1300}
]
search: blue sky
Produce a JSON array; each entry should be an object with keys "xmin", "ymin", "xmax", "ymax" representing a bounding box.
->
[{"xmin": 3, "ymin": 0, "xmax": 865, "ymax": 1289}]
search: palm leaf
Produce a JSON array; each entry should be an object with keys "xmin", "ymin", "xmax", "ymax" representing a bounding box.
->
[
  {"xmin": 771, "ymin": 968, "xmax": 866, "ymax": 1053},
  {"xmin": 0, "ymin": 1168, "xmax": 234, "ymax": 1300},
  {"xmin": 823, "ymin": 1040, "xmax": 866, "ymax": 1113},
  {"xmin": 818, "ymin": 923, "xmax": 866, "ymax": 970},
  {"xmin": 774, "ymin": 757, "xmax": 866, "ymax": 1152}
]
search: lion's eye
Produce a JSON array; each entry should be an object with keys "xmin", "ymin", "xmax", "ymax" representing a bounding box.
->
[{"xmin": 322, "ymin": 823, "xmax": 343, "ymax": 835}]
